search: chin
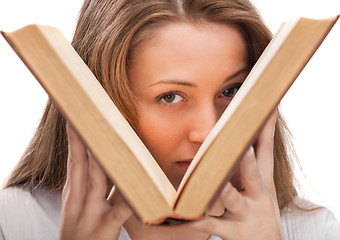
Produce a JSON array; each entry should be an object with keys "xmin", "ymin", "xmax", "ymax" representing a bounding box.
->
[{"xmin": 169, "ymin": 175, "xmax": 185, "ymax": 190}]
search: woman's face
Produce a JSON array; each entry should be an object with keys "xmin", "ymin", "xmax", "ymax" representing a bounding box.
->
[{"xmin": 129, "ymin": 22, "xmax": 248, "ymax": 189}]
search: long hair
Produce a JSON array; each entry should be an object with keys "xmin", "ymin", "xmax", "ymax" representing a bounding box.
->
[{"xmin": 5, "ymin": 0, "xmax": 297, "ymax": 211}]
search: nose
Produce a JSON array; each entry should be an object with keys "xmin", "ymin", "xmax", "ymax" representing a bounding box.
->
[{"xmin": 188, "ymin": 103, "xmax": 219, "ymax": 144}]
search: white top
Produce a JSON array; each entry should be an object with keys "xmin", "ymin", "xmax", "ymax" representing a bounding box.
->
[{"xmin": 0, "ymin": 186, "xmax": 339, "ymax": 240}]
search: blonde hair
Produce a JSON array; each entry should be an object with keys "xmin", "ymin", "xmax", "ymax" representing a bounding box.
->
[{"xmin": 5, "ymin": 0, "xmax": 297, "ymax": 211}]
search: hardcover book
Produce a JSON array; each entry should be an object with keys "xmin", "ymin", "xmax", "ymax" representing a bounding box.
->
[{"xmin": 2, "ymin": 15, "xmax": 338, "ymax": 224}]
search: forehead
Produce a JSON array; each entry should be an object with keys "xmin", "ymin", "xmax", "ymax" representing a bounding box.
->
[
  {"xmin": 139, "ymin": 22, "xmax": 247, "ymax": 57},
  {"xmin": 129, "ymin": 22, "xmax": 248, "ymax": 82}
]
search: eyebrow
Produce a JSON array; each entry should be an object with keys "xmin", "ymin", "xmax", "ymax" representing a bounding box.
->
[
  {"xmin": 148, "ymin": 67, "xmax": 249, "ymax": 88},
  {"xmin": 223, "ymin": 68, "xmax": 249, "ymax": 83},
  {"xmin": 148, "ymin": 79, "xmax": 197, "ymax": 88}
]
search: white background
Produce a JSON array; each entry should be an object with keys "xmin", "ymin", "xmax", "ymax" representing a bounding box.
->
[{"xmin": 0, "ymin": 0, "xmax": 339, "ymax": 221}]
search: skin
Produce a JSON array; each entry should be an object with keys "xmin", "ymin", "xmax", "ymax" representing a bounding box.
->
[
  {"xmin": 60, "ymin": 23, "xmax": 283, "ymax": 240},
  {"xmin": 129, "ymin": 23, "xmax": 249, "ymax": 190}
]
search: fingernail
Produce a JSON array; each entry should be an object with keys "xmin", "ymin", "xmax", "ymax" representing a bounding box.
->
[
  {"xmin": 87, "ymin": 150, "xmax": 93, "ymax": 158},
  {"xmin": 246, "ymin": 146, "xmax": 254, "ymax": 157},
  {"xmin": 223, "ymin": 182, "xmax": 231, "ymax": 192}
]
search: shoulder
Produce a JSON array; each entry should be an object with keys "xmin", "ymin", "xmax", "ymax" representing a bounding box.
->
[
  {"xmin": 281, "ymin": 197, "xmax": 340, "ymax": 240},
  {"xmin": 0, "ymin": 185, "xmax": 62, "ymax": 240}
]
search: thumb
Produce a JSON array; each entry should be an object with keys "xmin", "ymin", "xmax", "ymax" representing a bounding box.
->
[
  {"xmin": 107, "ymin": 186, "xmax": 133, "ymax": 225},
  {"xmin": 255, "ymin": 109, "xmax": 277, "ymax": 192},
  {"xmin": 206, "ymin": 199, "xmax": 225, "ymax": 217}
]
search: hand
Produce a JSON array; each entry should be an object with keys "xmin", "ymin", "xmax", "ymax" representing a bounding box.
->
[
  {"xmin": 190, "ymin": 111, "xmax": 283, "ymax": 239},
  {"xmin": 59, "ymin": 124, "xmax": 132, "ymax": 240}
]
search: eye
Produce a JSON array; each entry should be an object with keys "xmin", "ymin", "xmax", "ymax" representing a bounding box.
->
[
  {"xmin": 157, "ymin": 91, "xmax": 184, "ymax": 104},
  {"xmin": 220, "ymin": 84, "xmax": 242, "ymax": 98}
]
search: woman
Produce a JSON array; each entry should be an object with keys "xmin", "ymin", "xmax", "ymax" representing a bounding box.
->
[{"xmin": 0, "ymin": 0, "xmax": 339, "ymax": 239}]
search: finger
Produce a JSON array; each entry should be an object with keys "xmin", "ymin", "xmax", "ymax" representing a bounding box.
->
[
  {"xmin": 62, "ymin": 172, "xmax": 70, "ymax": 203},
  {"xmin": 207, "ymin": 199, "xmax": 225, "ymax": 217},
  {"xmin": 106, "ymin": 186, "xmax": 133, "ymax": 226},
  {"xmin": 240, "ymin": 146, "xmax": 263, "ymax": 198},
  {"xmin": 219, "ymin": 182, "xmax": 246, "ymax": 217},
  {"xmin": 86, "ymin": 151, "xmax": 109, "ymax": 202},
  {"xmin": 189, "ymin": 216, "xmax": 235, "ymax": 239},
  {"xmin": 255, "ymin": 110, "xmax": 277, "ymax": 192},
  {"xmin": 64, "ymin": 123, "xmax": 89, "ymax": 217}
]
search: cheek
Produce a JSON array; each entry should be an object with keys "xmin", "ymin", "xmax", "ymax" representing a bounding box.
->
[{"xmin": 135, "ymin": 108, "xmax": 185, "ymax": 161}]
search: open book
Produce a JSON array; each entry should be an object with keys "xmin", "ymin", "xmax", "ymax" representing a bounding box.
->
[{"xmin": 2, "ymin": 16, "xmax": 338, "ymax": 224}]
